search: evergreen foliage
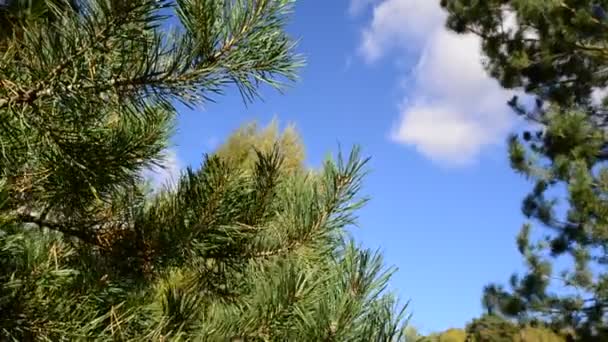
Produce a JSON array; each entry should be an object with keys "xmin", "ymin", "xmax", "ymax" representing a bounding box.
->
[
  {"xmin": 0, "ymin": 0, "xmax": 409, "ymax": 340},
  {"xmin": 440, "ymin": 0, "xmax": 608, "ymax": 108},
  {"xmin": 441, "ymin": 1, "xmax": 608, "ymax": 338}
]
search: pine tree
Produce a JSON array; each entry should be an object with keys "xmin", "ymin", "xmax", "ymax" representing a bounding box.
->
[
  {"xmin": 1, "ymin": 0, "xmax": 78, "ymax": 37},
  {"xmin": 0, "ymin": 0, "xmax": 409, "ymax": 340},
  {"xmin": 440, "ymin": 0, "xmax": 608, "ymax": 108},
  {"xmin": 441, "ymin": 0, "xmax": 608, "ymax": 339}
]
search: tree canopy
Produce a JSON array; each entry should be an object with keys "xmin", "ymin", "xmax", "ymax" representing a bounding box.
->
[
  {"xmin": 440, "ymin": 0, "xmax": 608, "ymax": 108},
  {"xmin": 213, "ymin": 119, "xmax": 305, "ymax": 174},
  {"xmin": 416, "ymin": 316, "xmax": 566, "ymax": 342},
  {"xmin": 441, "ymin": 0, "xmax": 608, "ymax": 339}
]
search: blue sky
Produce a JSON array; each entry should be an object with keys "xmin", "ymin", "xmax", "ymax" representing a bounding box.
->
[{"xmin": 163, "ymin": 0, "xmax": 535, "ymax": 334}]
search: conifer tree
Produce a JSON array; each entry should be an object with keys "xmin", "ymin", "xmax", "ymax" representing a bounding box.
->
[
  {"xmin": 441, "ymin": 0, "xmax": 608, "ymax": 339},
  {"xmin": 0, "ymin": 0, "xmax": 409, "ymax": 339}
]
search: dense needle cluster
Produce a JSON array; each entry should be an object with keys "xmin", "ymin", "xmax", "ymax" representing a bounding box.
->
[{"xmin": 0, "ymin": 1, "xmax": 409, "ymax": 340}]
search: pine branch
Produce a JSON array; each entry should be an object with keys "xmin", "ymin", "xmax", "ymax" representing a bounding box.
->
[
  {"xmin": 242, "ymin": 148, "xmax": 370, "ymax": 260},
  {"xmin": 0, "ymin": 1, "xmax": 159, "ymax": 110},
  {"xmin": 0, "ymin": 0, "xmax": 302, "ymax": 111},
  {"xmin": 16, "ymin": 212, "xmax": 100, "ymax": 246}
]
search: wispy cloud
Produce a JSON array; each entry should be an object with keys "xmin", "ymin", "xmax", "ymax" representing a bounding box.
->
[
  {"xmin": 348, "ymin": 0, "xmax": 378, "ymax": 16},
  {"xmin": 143, "ymin": 148, "xmax": 182, "ymax": 190},
  {"xmin": 356, "ymin": 0, "xmax": 516, "ymax": 166}
]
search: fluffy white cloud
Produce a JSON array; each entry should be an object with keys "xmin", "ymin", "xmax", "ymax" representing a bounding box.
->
[
  {"xmin": 359, "ymin": 0, "xmax": 443, "ymax": 62},
  {"xmin": 357, "ymin": 0, "xmax": 516, "ymax": 165}
]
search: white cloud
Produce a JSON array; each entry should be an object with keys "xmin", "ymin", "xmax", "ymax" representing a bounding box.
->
[
  {"xmin": 359, "ymin": 0, "xmax": 443, "ymax": 63},
  {"xmin": 144, "ymin": 148, "xmax": 182, "ymax": 190},
  {"xmin": 392, "ymin": 106, "xmax": 483, "ymax": 166},
  {"xmin": 357, "ymin": 0, "xmax": 516, "ymax": 165},
  {"xmin": 592, "ymin": 87, "xmax": 608, "ymax": 106}
]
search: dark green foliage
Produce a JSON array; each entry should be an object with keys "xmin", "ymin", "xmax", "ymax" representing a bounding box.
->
[
  {"xmin": 440, "ymin": 0, "xmax": 608, "ymax": 107},
  {"xmin": 466, "ymin": 315, "xmax": 520, "ymax": 342},
  {"xmin": 0, "ymin": 1, "xmax": 408, "ymax": 339},
  {"xmin": 0, "ymin": 146, "xmax": 411, "ymax": 340},
  {"xmin": 0, "ymin": 0, "xmax": 79, "ymax": 43},
  {"xmin": 441, "ymin": 0, "xmax": 608, "ymax": 339},
  {"xmin": 0, "ymin": 0, "xmax": 303, "ymax": 245}
]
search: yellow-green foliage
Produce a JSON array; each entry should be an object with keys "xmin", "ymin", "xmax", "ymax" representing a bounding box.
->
[
  {"xmin": 439, "ymin": 328, "xmax": 466, "ymax": 342},
  {"xmin": 213, "ymin": 119, "xmax": 305, "ymax": 174},
  {"xmin": 422, "ymin": 329, "xmax": 466, "ymax": 342},
  {"xmin": 423, "ymin": 317, "xmax": 567, "ymax": 342},
  {"xmin": 515, "ymin": 326, "xmax": 565, "ymax": 342},
  {"xmin": 464, "ymin": 314, "xmax": 566, "ymax": 342},
  {"xmin": 404, "ymin": 326, "xmax": 424, "ymax": 341}
]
